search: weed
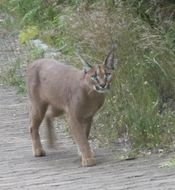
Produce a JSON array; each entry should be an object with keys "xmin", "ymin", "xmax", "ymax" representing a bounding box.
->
[
  {"xmin": 0, "ymin": 60, "xmax": 26, "ymax": 93},
  {"xmin": 0, "ymin": 43, "xmax": 44, "ymax": 94},
  {"xmin": 27, "ymin": 44, "xmax": 44, "ymax": 60},
  {"xmin": 160, "ymin": 157, "xmax": 175, "ymax": 168},
  {"xmin": 19, "ymin": 26, "xmax": 39, "ymax": 44}
]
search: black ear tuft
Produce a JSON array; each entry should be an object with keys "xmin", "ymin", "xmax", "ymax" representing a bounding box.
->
[
  {"xmin": 104, "ymin": 50, "xmax": 115, "ymax": 70},
  {"xmin": 75, "ymin": 52, "xmax": 92, "ymax": 68}
]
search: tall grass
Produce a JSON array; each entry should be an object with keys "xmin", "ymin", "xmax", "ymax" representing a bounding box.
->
[
  {"xmin": 1, "ymin": 0, "xmax": 175, "ymax": 150},
  {"xmin": 56, "ymin": 2, "xmax": 175, "ymax": 149}
]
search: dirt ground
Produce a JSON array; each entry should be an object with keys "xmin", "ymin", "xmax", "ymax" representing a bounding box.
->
[{"xmin": 0, "ymin": 15, "xmax": 175, "ymax": 190}]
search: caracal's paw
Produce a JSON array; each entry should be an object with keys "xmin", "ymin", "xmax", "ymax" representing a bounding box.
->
[
  {"xmin": 77, "ymin": 146, "xmax": 95, "ymax": 157},
  {"xmin": 33, "ymin": 148, "xmax": 46, "ymax": 157},
  {"xmin": 82, "ymin": 158, "xmax": 96, "ymax": 167}
]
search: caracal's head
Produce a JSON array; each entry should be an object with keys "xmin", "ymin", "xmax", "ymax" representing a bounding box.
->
[{"xmin": 82, "ymin": 51, "xmax": 117, "ymax": 93}]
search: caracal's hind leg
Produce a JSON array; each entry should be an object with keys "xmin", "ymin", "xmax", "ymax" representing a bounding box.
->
[
  {"xmin": 30, "ymin": 103, "xmax": 47, "ymax": 157},
  {"xmin": 45, "ymin": 106, "xmax": 63, "ymax": 148}
]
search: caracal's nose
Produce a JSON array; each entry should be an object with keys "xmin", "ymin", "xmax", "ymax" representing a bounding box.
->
[{"xmin": 100, "ymin": 83, "xmax": 106, "ymax": 88}]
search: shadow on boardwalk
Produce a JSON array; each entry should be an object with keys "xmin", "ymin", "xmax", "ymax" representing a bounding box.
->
[{"xmin": 0, "ymin": 21, "xmax": 175, "ymax": 190}]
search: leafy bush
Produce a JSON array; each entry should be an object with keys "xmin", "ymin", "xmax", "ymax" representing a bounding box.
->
[
  {"xmin": 19, "ymin": 26, "xmax": 39, "ymax": 43},
  {"xmin": 2, "ymin": 0, "xmax": 57, "ymax": 25}
]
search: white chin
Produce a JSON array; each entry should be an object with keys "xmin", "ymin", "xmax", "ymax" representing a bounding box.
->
[
  {"xmin": 98, "ymin": 90, "xmax": 107, "ymax": 94},
  {"xmin": 93, "ymin": 86, "xmax": 108, "ymax": 93}
]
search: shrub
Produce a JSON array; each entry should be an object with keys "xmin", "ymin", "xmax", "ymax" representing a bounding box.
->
[{"xmin": 19, "ymin": 26, "xmax": 39, "ymax": 43}]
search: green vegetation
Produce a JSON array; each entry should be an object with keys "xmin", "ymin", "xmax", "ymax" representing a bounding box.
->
[
  {"xmin": 0, "ymin": 45, "xmax": 44, "ymax": 94},
  {"xmin": 1, "ymin": 0, "xmax": 175, "ymax": 151},
  {"xmin": 160, "ymin": 157, "xmax": 175, "ymax": 168},
  {"xmin": 0, "ymin": 60, "xmax": 26, "ymax": 93},
  {"xmin": 19, "ymin": 26, "xmax": 39, "ymax": 44}
]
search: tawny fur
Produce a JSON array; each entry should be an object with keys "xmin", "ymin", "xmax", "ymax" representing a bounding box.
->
[{"xmin": 27, "ymin": 51, "xmax": 115, "ymax": 167}]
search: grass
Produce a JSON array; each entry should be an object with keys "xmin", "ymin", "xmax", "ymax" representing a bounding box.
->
[
  {"xmin": 61, "ymin": 2, "xmax": 175, "ymax": 150},
  {"xmin": 160, "ymin": 157, "xmax": 175, "ymax": 168},
  {"xmin": 1, "ymin": 0, "xmax": 175, "ymax": 152},
  {"xmin": 0, "ymin": 44, "xmax": 44, "ymax": 94},
  {"xmin": 0, "ymin": 60, "xmax": 26, "ymax": 93}
]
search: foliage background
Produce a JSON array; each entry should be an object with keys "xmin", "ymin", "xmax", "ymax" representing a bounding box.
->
[{"xmin": 1, "ymin": 0, "xmax": 175, "ymax": 152}]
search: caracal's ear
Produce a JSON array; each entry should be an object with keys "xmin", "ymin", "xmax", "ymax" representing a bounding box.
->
[
  {"xmin": 104, "ymin": 50, "xmax": 116, "ymax": 70},
  {"xmin": 75, "ymin": 52, "xmax": 92, "ymax": 72}
]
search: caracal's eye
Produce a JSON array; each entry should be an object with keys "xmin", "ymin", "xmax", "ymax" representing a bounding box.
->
[
  {"xmin": 106, "ymin": 73, "xmax": 111, "ymax": 77},
  {"xmin": 91, "ymin": 72, "xmax": 97, "ymax": 80},
  {"xmin": 105, "ymin": 72, "xmax": 111, "ymax": 80}
]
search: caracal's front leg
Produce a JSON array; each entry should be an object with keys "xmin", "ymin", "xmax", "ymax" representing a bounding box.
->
[
  {"xmin": 77, "ymin": 117, "xmax": 94, "ymax": 157},
  {"xmin": 70, "ymin": 116, "xmax": 95, "ymax": 167},
  {"xmin": 83, "ymin": 117, "xmax": 92, "ymax": 139}
]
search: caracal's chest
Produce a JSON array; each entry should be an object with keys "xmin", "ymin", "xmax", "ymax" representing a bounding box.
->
[{"xmin": 73, "ymin": 91, "xmax": 105, "ymax": 119}]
